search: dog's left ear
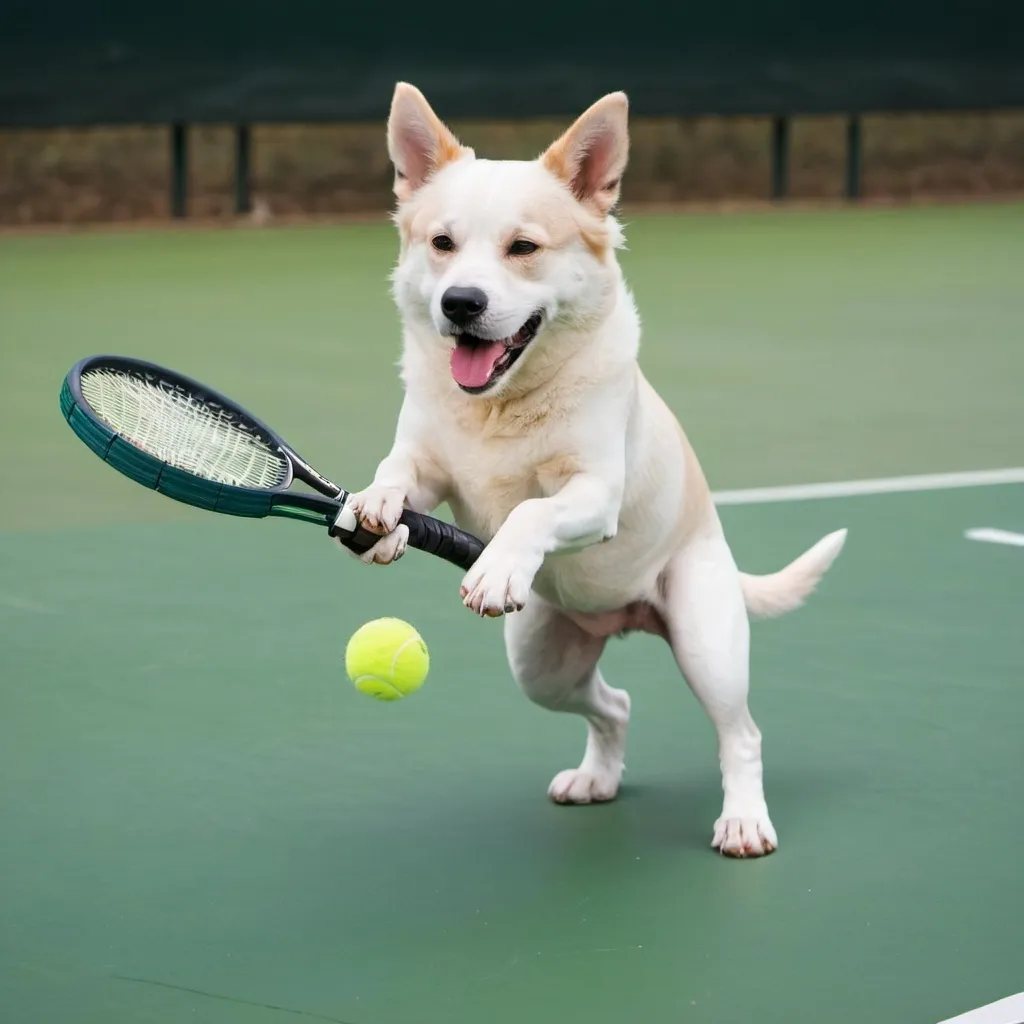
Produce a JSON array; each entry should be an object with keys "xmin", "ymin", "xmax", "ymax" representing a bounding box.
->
[
  {"xmin": 387, "ymin": 82, "xmax": 471, "ymax": 202},
  {"xmin": 542, "ymin": 92, "xmax": 629, "ymax": 215}
]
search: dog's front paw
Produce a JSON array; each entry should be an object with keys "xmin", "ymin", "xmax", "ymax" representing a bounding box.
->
[
  {"xmin": 333, "ymin": 486, "xmax": 408, "ymax": 566},
  {"xmin": 711, "ymin": 812, "xmax": 778, "ymax": 858},
  {"xmin": 333, "ymin": 523, "xmax": 409, "ymax": 566},
  {"xmin": 347, "ymin": 486, "xmax": 406, "ymax": 535},
  {"xmin": 459, "ymin": 547, "xmax": 539, "ymax": 617}
]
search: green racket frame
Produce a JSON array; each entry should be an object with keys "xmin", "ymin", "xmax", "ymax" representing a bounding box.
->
[{"xmin": 60, "ymin": 355, "xmax": 485, "ymax": 571}]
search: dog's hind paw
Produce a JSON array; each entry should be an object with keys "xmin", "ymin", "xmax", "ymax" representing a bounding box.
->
[
  {"xmin": 547, "ymin": 768, "xmax": 621, "ymax": 805},
  {"xmin": 711, "ymin": 814, "xmax": 778, "ymax": 858}
]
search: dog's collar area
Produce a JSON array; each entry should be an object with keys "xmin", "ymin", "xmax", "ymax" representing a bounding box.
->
[{"xmin": 450, "ymin": 312, "xmax": 543, "ymax": 393}]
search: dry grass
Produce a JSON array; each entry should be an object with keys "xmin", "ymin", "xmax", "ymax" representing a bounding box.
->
[{"xmin": 2, "ymin": 111, "xmax": 1023, "ymax": 226}]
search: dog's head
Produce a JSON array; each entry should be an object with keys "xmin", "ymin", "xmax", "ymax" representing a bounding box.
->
[{"xmin": 387, "ymin": 83, "xmax": 629, "ymax": 399}]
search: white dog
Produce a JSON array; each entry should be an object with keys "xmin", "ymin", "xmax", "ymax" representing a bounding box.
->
[{"xmin": 337, "ymin": 82, "xmax": 847, "ymax": 857}]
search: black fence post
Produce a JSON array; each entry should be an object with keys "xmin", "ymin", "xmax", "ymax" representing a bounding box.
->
[
  {"xmin": 771, "ymin": 115, "xmax": 790, "ymax": 200},
  {"xmin": 845, "ymin": 115, "xmax": 863, "ymax": 200},
  {"xmin": 234, "ymin": 124, "xmax": 252, "ymax": 215},
  {"xmin": 170, "ymin": 122, "xmax": 188, "ymax": 218}
]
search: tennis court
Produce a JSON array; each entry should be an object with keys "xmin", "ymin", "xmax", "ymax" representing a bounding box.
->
[{"xmin": 2, "ymin": 204, "xmax": 1022, "ymax": 1024}]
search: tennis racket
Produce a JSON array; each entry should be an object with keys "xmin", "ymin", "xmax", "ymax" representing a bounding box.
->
[{"xmin": 59, "ymin": 355, "xmax": 485, "ymax": 571}]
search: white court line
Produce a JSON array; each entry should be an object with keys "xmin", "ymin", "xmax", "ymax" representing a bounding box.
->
[
  {"xmin": 965, "ymin": 527, "xmax": 1024, "ymax": 548},
  {"xmin": 936, "ymin": 990, "xmax": 1024, "ymax": 1024},
  {"xmin": 712, "ymin": 467, "xmax": 1024, "ymax": 506}
]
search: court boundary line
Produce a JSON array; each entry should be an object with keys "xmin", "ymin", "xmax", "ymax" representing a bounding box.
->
[
  {"xmin": 965, "ymin": 527, "xmax": 1024, "ymax": 548},
  {"xmin": 712, "ymin": 467, "xmax": 1024, "ymax": 506},
  {"xmin": 2, "ymin": 467, "xmax": 1021, "ymax": 536},
  {"xmin": 112, "ymin": 975, "xmax": 356, "ymax": 1024}
]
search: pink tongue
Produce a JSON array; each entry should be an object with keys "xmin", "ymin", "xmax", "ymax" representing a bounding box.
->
[{"xmin": 450, "ymin": 340, "xmax": 506, "ymax": 389}]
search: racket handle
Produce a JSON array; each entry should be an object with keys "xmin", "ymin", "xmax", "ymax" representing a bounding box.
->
[
  {"xmin": 329, "ymin": 507, "xmax": 484, "ymax": 572},
  {"xmin": 399, "ymin": 510, "xmax": 485, "ymax": 572}
]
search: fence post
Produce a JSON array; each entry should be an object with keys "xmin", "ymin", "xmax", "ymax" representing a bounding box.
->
[
  {"xmin": 845, "ymin": 115, "xmax": 863, "ymax": 200},
  {"xmin": 170, "ymin": 122, "xmax": 188, "ymax": 218},
  {"xmin": 771, "ymin": 116, "xmax": 790, "ymax": 200},
  {"xmin": 234, "ymin": 124, "xmax": 252, "ymax": 215}
]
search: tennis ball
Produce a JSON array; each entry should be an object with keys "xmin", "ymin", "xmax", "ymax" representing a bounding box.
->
[{"xmin": 345, "ymin": 617, "xmax": 429, "ymax": 701}]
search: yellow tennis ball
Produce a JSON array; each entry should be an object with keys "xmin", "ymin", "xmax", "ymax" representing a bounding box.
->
[{"xmin": 345, "ymin": 617, "xmax": 429, "ymax": 701}]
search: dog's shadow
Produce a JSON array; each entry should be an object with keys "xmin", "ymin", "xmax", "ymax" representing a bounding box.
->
[
  {"xmin": 409, "ymin": 760, "xmax": 860, "ymax": 867},
  {"xmin": 590, "ymin": 760, "xmax": 861, "ymax": 852}
]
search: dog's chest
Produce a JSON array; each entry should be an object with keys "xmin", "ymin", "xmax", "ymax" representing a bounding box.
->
[{"xmin": 441, "ymin": 431, "xmax": 578, "ymax": 542}]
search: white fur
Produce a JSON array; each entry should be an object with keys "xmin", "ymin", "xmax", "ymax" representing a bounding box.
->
[{"xmin": 337, "ymin": 83, "xmax": 848, "ymax": 857}]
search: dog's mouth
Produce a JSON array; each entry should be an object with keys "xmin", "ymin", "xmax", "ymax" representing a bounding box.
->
[{"xmin": 450, "ymin": 313, "xmax": 543, "ymax": 394}]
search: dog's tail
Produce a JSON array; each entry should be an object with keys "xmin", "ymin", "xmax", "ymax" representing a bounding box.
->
[{"xmin": 739, "ymin": 529, "xmax": 848, "ymax": 621}]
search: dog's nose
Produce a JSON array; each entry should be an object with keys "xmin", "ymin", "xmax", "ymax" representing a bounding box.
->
[{"xmin": 441, "ymin": 286, "xmax": 488, "ymax": 326}]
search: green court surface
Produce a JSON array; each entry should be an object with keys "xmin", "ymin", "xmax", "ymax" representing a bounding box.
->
[{"xmin": 2, "ymin": 205, "xmax": 1023, "ymax": 1024}]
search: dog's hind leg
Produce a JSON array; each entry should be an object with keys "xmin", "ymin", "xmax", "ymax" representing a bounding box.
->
[
  {"xmin": 661, "ymin": 531, "xmax": 778, "ymax": 857},
  {"xmin": 504, "ymin": 596, "xmax": 629, "ymax": 804}
]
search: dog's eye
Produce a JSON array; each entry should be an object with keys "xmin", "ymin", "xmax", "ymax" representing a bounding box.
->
[
  {"xmin": 431, "ymin": 234, "xmax": 455, "ymax": 253},
  {"xmin": 508, "ymin": 239, "xmax": 539, "ymax": 257}
]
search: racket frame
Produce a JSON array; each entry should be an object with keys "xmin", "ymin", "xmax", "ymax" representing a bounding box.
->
[
  {"xmin": 61, "ymin": 354, "xmax": 350, "ymax": 528},
  {"xmin": 61, "ymin": 355, "xmax": 487, "ymax": 571}
]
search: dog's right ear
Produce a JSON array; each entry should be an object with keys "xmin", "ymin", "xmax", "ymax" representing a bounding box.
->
[{"xmin": 387, "ymin": 83, "xmax": 471, "ymax": 202}]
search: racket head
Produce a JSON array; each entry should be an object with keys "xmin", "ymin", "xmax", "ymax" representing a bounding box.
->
[{"xmin": 60, "ymin": 355, "xmax": 327, "ymax": 519}]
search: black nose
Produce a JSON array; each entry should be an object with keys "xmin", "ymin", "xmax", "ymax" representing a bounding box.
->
[{"xmin": 441, "ymin": 286, "xmax": 488, "ymax": 326}]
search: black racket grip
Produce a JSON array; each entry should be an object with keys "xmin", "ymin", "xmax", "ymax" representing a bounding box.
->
[
  {"xmin": 399, "ymin": 510, "xmax": 484, "ymax": 572},
  {"xmin": 329, "ymin": 509, "xmax": 484, "ymax": 572}
]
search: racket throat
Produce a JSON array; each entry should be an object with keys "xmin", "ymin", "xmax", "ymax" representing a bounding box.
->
[
  {"xmin": 328, "ymin": 501, "xmax": 358, "ymax": 538},
  {"xmin": 288, "ymin": 453, "xmax": 345, "ymax": 502}
]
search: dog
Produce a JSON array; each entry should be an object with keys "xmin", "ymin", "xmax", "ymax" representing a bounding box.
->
[{"xmin": 335, "ymin": 82, "xmax": 847, "ymax": 857}]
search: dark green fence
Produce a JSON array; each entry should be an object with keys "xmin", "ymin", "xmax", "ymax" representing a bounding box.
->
[{"xmin": 3, "ymin": 0, "xmax": 1022, "ymax": 213}]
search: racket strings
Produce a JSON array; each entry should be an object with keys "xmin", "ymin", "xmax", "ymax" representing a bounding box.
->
[{"xmin": 81, "ymin": 369, "xmax": 289, "ymax": 489}]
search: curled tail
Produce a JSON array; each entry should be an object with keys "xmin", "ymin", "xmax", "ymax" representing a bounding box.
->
[{"xmin": 740, "ymin": 528, "xmax": 848, "ymax": 620}]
